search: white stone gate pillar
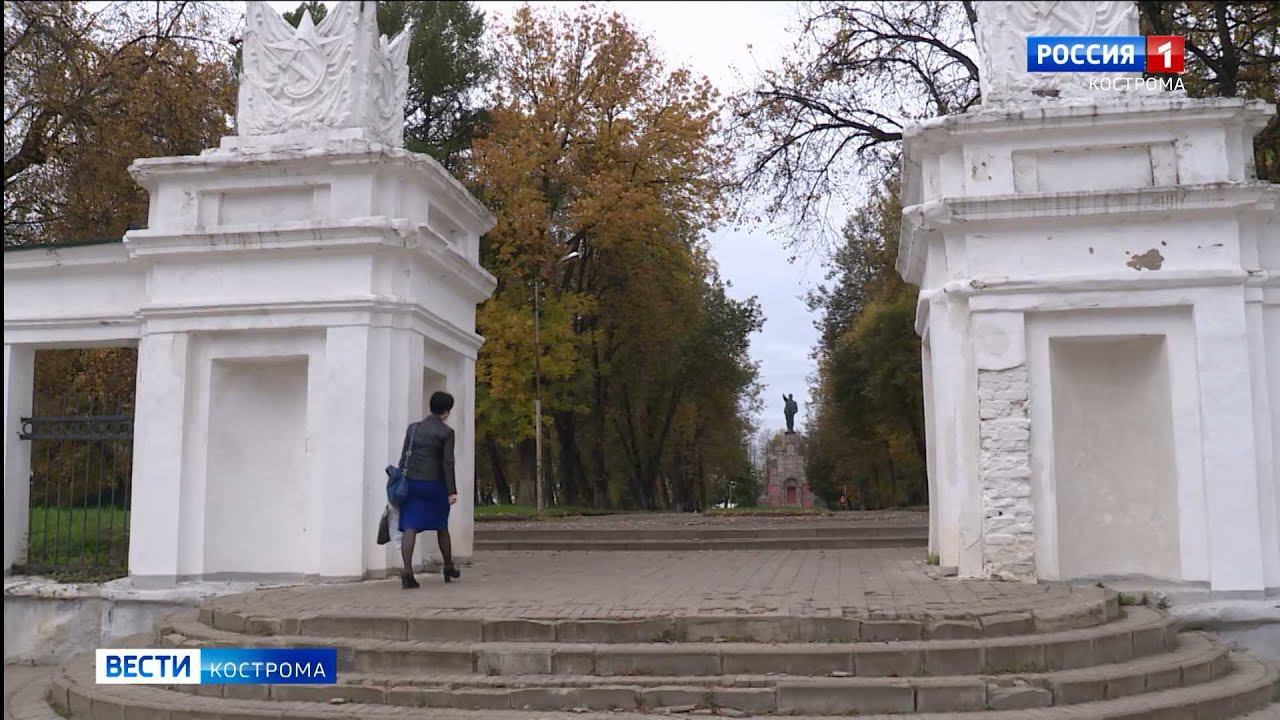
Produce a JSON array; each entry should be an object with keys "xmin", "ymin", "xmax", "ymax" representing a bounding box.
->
[
  {"xmin": 1192, "ymin": 289, "xmax": 1267, "ymax": 592},
  {"xmin": 971, "ymin": 312, "xmax": 1033, "ymax": 581},
  {"xmin": 128, "ymin": 332, "xmax": 190, "ymax": 583},
  {"xmin": 3, "ymin": 344, "xmax": 36, "ymax": 572},
  {"xmin": 452, "ymin": 355, "xmax": 478, "ymax": 560},
  {"xmin": 316, "ymin": 325, "xmax": 378, "ymax": 580}
]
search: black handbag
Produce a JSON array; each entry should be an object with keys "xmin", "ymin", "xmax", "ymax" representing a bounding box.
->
[{"xmin": 376, "ymin": 508, "xmax": 391, "ymax": 545}]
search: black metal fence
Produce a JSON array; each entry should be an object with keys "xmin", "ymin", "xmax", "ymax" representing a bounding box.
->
[{"xmin": 18, "ymin": 407, "xmax": 133, "ymax": 580}]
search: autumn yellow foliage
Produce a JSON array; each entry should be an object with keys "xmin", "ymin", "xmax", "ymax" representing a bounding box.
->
[{"xmin": 469, "ymin": 5, "xmax": 758, "ymax": 509}]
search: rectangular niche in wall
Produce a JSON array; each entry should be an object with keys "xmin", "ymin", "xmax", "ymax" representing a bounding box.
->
[
  {"xmin": 204, "ymin": 356, "xmax": 308, "ymax": 575},
  {"xmin": 1050, "ymin": 335, "xmax": 1180, "ymax": 581},
  {"xmin": 423, "ymin": 366, "xmax": 447, "ymax": 416}
]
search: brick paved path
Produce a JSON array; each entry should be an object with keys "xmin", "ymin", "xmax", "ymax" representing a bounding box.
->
[{"xmin": 205, "ymin": 547, "xmax": 1095, "ymax": 621}]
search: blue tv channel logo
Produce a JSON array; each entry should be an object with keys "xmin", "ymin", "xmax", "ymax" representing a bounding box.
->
[
  {"xmin": 96, "ymin": 648, "xmax": 337, "ymax": 685},
  {"xmin": 1027, "ymin": 36, "xmax": 1145, "ymax": 72}
]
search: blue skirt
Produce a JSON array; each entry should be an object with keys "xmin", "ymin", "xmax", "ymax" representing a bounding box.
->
[{"xmin": 398, "ymin": 479, "xmax": 451, "ymax": 532}]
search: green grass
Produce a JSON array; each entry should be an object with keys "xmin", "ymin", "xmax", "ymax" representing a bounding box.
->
[
  {"xmin": 17, "ymin": 506, "xmax": 129, "ymax": 581},
  {"xmin": 704, "ymin": 506, "xmax": 833, "ymax": 517},
  {"xmin": 474, "ymin": 504, "xmax": 616, "ymax": 521}
]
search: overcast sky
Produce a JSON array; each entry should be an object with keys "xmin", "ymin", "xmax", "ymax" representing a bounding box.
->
[{"xmin": 267, "ymin": 1, "xmax": 822, "ymax": 435}]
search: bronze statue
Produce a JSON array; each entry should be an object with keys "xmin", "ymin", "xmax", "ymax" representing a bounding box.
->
[{"xmin": 783, "ymin": 393, "xmax": 799, "ymax": 434}]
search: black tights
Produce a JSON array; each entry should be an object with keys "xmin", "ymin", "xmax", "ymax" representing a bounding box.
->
[{"xmin": 401, "ymin": 529, "xmax": 454, "ymax": 575}]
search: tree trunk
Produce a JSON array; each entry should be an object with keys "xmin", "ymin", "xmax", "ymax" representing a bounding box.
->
[
  {"xmin": 517, "ymin": 438, "xmax": 537, "ymax": 506},
  {"xmin": 545, "ymin": 438, "xmax": 556, "ymax": 506},
  {"xmin": 885, "ymin": 454, "xmax": 897, "ymax": 507},
  {"xmin": 694, "ymin": 443, "xmax": 706, "ymax": 511},
  {"xmin": 591, "ymin": 436, "xmax": 609, "ymax": 508},
  {"xmin": 553, "ymin": 410, "xmax": 585, "ymax": 507},
  {"xmin": 1213, "ymin": 2, "xmax": 1239, "ymax": 97},
  {"xmin": 484, "ymin": 435, "xmax": 513, "ymax": 505},
  {"xmin": 615, "ymin": 384, "xmax": 651, "ymax": 509},
  {"xmin": 589, "ymin": 334, "xmax": 611, "ymax": 508}
]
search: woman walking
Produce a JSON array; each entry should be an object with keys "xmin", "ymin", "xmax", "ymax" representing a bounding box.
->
[{"xmin": 397, "ymin": 391, "xmax": 461, "ymax": 589}]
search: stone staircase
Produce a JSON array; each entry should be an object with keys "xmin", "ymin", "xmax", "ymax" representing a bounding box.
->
[
  {"xmin": 47, "ymin": 589, "xmax": 1279, "ymax": 718},
  {"xmin": 473, "ymin": 523, "xmax": 930, "ymax": 551}
]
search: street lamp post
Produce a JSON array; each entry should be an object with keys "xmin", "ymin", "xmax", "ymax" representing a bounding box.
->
[{"xmin": 533, "ymin": 251, "xmax": 580, "ymax": 514}]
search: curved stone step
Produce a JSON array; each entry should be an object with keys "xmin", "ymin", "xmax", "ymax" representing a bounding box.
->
[
  {"xmin": 474, "ymin": 525, "xmax": 928, "ymax": 540},
  {"xmin": 197, "ymin": 588, "xmax": 1119, "ymax": 643},
  {"xmin": 162, "ymin": 632, "xmax": 1231, "ymax": 713},
  {"xmin": 157, "ymin": 606, "xmax": 1176, "ymax": 678},
  {"xmin": 48, "ymin": 648, "xmax": 1280, "ymax": 719},
  {"xmin": 474, "ymin": 536, "xmax": 929, "ymax": 551}
]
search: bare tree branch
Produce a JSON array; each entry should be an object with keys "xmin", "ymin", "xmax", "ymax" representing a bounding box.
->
[{"xmin": 729, "ymin": 0, "xmax": 978, "ymax": 243}]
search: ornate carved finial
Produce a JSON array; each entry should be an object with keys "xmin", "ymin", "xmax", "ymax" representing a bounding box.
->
[
  {"xmin": 976, "ymin": 1, "xmax": 1140, "ymax": 105},
  {"xmin": 237, "ymin": 1, "xmax": 410, "ymax": 146}
]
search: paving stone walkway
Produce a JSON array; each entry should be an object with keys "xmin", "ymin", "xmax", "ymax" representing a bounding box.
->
[
  {"xmin": 205, "ymin": 547, "xmax": 1095, "ymax": 621},
  {"xmin": 3, "ymin": 665, "xmax": 59, "ymax": 720},
  {"xmin": 478, "ymin": 509, "xmax": 928, "ymax": 530}
]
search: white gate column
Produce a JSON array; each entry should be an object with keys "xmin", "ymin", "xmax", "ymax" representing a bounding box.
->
[
  {"xmin": 313, "ymin": 325, "xmax": 378, "ymax": 580},
  {"xmin": 1194, "ymin": 289, "xmax": 1267, "ymax": 593},
  {"xmin": 3, "ymin": 344, "xmax": 36, "ymax": 572},
  {"xmin": 451, "ymin": 355, "xmax": 478, "ymax": 561},
  {"xmin": 128, "ymin": 331, "xmax": 190, "ymax": 585}
]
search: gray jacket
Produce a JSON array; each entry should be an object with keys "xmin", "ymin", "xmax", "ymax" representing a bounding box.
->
[{"xmin": 400, "ymin": 415, "xmax": 457, "ymax": 495}]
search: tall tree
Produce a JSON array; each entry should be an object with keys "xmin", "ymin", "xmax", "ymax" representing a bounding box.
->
[
  {"xmin": 4, "ymin": 1, "xmax": 237, "ymax": 246},
  {"xmin": 730, "ymin": 1, "xmax": 978, "ymax": 241},
  {"xmin": 805, "ymin": 176, "xmax": 925, "ymax": 508},
  {"xmin": 806, "ymin": 175, "xmax": 905, "ymax": 352},
  {"xmin": 470, "ymin": 5, "xmax": 759, "ymax": 510}
]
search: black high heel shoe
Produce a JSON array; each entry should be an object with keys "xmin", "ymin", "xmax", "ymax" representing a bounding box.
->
[
  {"xmin": 443, "ymin": 565, "xmax": 461, "ymax": 583},
  {"xmin": 401, "ymin": 572, "xmax": 420, "ymax": 589}
]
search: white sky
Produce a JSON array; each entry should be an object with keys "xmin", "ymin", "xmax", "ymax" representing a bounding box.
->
[{"xmin": 266, "ymin": 1, "xmax": 819, "ymax": 434}]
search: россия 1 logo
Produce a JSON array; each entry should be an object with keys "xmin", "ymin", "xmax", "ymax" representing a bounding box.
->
[
  {"xmin": 1026, "ymin": 35, "xmax": 1184, "ymax": 73},
  {"xmin": 1145, "ymin": 36, "xmax": 1185, "ymax": 73}
]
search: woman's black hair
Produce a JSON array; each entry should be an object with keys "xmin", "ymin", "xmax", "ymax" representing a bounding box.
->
[{"xmin": 429, "ymin": 391, "xmax": 455, "ymax": 415}]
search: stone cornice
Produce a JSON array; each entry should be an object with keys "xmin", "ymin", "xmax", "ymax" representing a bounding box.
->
[
  {"xmin": 4, "ymin": 313, "xmax": 141, "ymax": 333},
  {"xmin": 899, "ymin": 183, "xmax": 1276, "ymax": 287},
  {"xmin": 909, "ymin": 267, "xmax": 1274, "ymax": 335},
  {"xmin": 134, "ymin": 297, "xmax": 486, "ymax": 355},
  {"xmin": 5, "ymin": 298, "xmax": 485, "ymax": 356},
  {"xmin": 123, "ymin": 218, "xmax": 497, "ymax": 303},
  {"xmin": 129, "ymin": 141, "xmax": 496, "ymax": 234},
  {"xmin": 906, "ymin": 182, "xmax": 1277, "ymax": 232},
  {"xmin": 3, "ymin": 241, "xmax": 131, "ymax": 272},
  {"xmin": 946, "ymin": 268, "xmax": 1252, "ymax": 296},
  {"xmin": 904, "ymin": 97, "xmax": 1275, "ymax": 149}
]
